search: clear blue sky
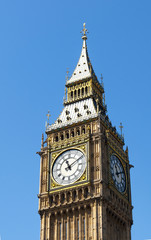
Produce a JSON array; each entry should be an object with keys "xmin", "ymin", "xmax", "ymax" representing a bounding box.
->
[{"xmin": 0, "ymin": 0, "xmax": 151, "ymax": 239}]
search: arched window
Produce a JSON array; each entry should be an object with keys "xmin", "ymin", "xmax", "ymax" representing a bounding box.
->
[
  {"xmin": 61, "ymin": 193, "xmax": 65, "ymax": 204},
  {"xmin": 74, "ymin": 90, "xmax": 77, "ymax": 99},
  {"xmin": 82, "ymin": 88, "xmax": 84, "ymax": 96},
  {"xmin": 78, "ymin": 189, "xmax": 82, "ymax": 200},
  {"xmin": 84, "ymin": 188, "xmax": 88, "ymax": 198},
  {"xmin": 55, "ymin": 195, "xmax": 59, "ymax": 205},
  {"xmin": 82, "ymin": 127, "xmax": 85, "ymax": 134},
  {"xmin": 66, "ymin": 132, "xmax": 69, "ymax": 139},
  {"xmin": 85, "ymin": 86, "xmax": 88, "ymax": 95},
  {"xmin": 72, "ymin": 190, "xmax": 77, "ymax": 201},
  {"xmin": 71, "ymin": 131, "xmax": 74, "ymax": 137},
  {"xmin": 55, "ymin": 136, "xmax": 58, "ymax": 142},
  {"xmin": 78, "ymin": 89, "xmax": 80, "ymax": 97},
  {"xmin": 67, "ymin": 192, "xmax": 70, "ymax": 202},
  {"xmin": 77, "ymin": 129, "xmax": 80, "ymax": 135},
  {"xmin": 50, "ymin": 196, "xmax": 53, "ymax": 205}
]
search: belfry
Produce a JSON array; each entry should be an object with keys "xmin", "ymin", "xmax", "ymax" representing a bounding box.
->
[{"xmin": 37, "ymin": 23, "xmax": 133, "ymax": 240}]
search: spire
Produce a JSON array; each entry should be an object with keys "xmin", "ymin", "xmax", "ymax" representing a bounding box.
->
[{"xmin": 66, "ymin": 23, "xmax": 95, "ymax": 85}]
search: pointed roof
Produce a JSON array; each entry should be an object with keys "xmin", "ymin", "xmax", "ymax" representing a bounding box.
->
[
  {"xmin": 46, "ymin": 98, "xmax": 98, "ymax": 131},
  {"xmin": 66, "ymin": 23, "xmax": 95, "ymax": 85}
]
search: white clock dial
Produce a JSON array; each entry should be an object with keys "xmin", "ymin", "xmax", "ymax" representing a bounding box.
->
[
  {"xmin": 110, "ymin": 154, "xmax": 126, "ymax": 193},
  {"xmin": 52, "ymin": 149, "xmax": 86, "ymax": 186}
]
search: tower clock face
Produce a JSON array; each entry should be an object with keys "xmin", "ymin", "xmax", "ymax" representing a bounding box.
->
[
  {"xmin": 52, "ymin": 149, "xmax": 86, "ymax": 186},
  {"xmin": 110, "ymin": 154, "xmax": 126, "ymax": 193}
]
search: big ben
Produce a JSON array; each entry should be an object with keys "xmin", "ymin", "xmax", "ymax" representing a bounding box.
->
[{"xmin": 37, "ymin": 23, "xmax": 133, "ymax": 240}]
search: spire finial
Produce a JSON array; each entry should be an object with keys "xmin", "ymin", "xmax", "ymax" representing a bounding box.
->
[
  {"xmin": 81, "ymin": 23, "xmax": 88, "ymax": 40},
  {"xmin": 119, "ymin": 122, "xmax": 123, "ymax": 137},
  {"xmin": 46, "ymin": 110, "xmax": 51, "ymax": 125},
  {"xmin": 66, "ymin": 68, "xmax": 69, "ymax": 81},
  {"xmin": 100, "ymin": 74, "xmax": 104, "ymax": 88}
]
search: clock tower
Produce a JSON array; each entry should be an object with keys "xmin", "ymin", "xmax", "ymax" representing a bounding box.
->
[{"xmin": 37, "ymin": 24, "xmax": 133, "ymax": 240}]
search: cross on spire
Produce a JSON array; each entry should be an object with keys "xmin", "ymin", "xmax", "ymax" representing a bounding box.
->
[
  {"xmin": 46, "ymin": 110, "xmax": 51, "ymax": 125},
  {"xmin": 119, "ymin": 122, "xmax": 123, "ymax": 136},
  {"xmin": 81, "ymin": 23, "xmax": 88, "ymax": 40},
  {"xmin": 66, "ymin": 68, "xmax": 69, "ymax": 81}
]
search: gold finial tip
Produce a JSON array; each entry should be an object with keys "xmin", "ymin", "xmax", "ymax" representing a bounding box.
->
[
  {"xmin": 81, "ymin": 22, "xmax": 88, "ymax": 40},
  {"xmin": 119, "ymin": 122, "xmax": 124, "ymax": 136},
  {"xmin": 66, "ymin": 68, "xmax": 69, "ymax": 81},
  {"xmin": 46, "ymin": 110, "xmax": 51, "ymax": 125}
]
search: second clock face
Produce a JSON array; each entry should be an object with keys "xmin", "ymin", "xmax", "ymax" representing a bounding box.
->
[
  {"xmin": 52, "ymin": 149, "xmax": 86, "ymax": 186},
  {"xmin": 110, "ymin": 154, "xmax": 126, "ymax": 193}
]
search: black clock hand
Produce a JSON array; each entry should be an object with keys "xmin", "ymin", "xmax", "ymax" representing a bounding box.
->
[
  {"xmin": 65, "ymin": 160, "xmax": 71, "ymax": 171},
  {"xmin": 115, "ymin": 165, "xmax": 122, "ymax": 178},
  {"xmin": 115, "ymin": 165, "xmax": 118, "ymax": 175},
  {"xmin": 65, "ymin": 155, "xmax": 83, "ymax": 171}
]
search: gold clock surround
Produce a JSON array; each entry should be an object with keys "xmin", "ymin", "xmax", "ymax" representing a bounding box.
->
[
  {"xmin": 49, "ymin": 143, "xmax": 90, "ymax": 192},
  {"xmin": 108, "ymin": 145, "xmax": 129, "ymax": 199}
]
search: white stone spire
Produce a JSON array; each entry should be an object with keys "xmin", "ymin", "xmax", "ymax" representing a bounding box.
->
[
  {"xmin": 46, "ymin": 24, "xmax": 98, "ymax": 132},
  {"xmin": 66, "ymin": 23, "xmax": 95, "ymax": 85}
]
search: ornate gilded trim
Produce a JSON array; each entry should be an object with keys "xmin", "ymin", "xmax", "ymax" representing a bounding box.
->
[
  {"xmin": 49, "ymin": 143, "xmax": 89, "ymax": 192},
  {"xmin": 49, "ymin": 181, "xmax": 90, "ymax": 194}
]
